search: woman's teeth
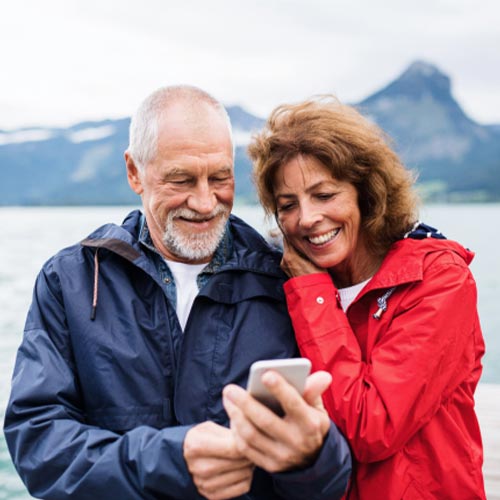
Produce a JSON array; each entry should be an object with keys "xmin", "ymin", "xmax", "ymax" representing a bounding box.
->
[{"xmin": 308, "ymin": 228, "xmax": 339, "ymax": 245}]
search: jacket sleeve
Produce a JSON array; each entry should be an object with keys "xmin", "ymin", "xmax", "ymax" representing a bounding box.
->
[
  {"xmin": 271, "ymin": 423, "xmax": 352, "ymax": 500},
  {"xmin": 283, "ymin": 252, "xmax": 481, "ymax": 464},
  {"xmin": 3, "ymin": 268, "xmax": 202, "ymax": 500}
]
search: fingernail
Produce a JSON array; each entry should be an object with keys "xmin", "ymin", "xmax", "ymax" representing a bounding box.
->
[
  {"xmin": 223, "ymin": 386, "xmax": 235, "ymax": 401},
  {"xmin": 223, "ymin": 395, "xmax": 234, "ymax": 412},
  {"xmin": 262, "ymin": 371, "xmax": 277, "ymax": 386}
]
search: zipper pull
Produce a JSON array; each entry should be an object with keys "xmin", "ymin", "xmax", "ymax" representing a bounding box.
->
[{"xmin": 373, "ymin": 286, "xmax": 396, "ymax": 320}]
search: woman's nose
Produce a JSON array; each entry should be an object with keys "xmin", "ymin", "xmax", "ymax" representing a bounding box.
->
[{"xmin": 299, "ymin": 202, "xmax": 322, "ymax": 228}]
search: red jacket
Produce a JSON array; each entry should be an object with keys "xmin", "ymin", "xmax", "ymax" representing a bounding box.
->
[{"xmin": 284, "ymin": 237, "xmax": 485, "ymax": 499}]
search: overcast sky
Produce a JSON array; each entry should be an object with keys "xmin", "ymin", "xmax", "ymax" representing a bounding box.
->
[{"xmin": 1, "ymin": 0, "xmax": 499, "ymax": 130}]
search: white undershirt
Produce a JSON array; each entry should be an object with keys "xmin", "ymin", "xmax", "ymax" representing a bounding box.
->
[
  {"xmin": 337, "ymin": 278, "xmax": 371, "ymax": 312},
  {"xmin": 165, "ymin": 260, "xmax": 206, "ymax": 330}
]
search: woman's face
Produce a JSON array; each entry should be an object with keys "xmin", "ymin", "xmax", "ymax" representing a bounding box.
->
[{"xmin": 274, "ymin": 154, "xmax": 376, "ymax": 286}]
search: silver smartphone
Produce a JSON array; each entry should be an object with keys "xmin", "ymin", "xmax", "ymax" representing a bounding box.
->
[{"xmin": 246, "ymin": 358, "xmax": 312, "ymax": 416}]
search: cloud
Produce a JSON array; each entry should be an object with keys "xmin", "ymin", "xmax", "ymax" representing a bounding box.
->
[{"xmin": 0, "ymin": 0, "xmax": 499, "ymax": 129}]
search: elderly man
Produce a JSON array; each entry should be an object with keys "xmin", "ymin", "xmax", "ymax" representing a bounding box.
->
[{"xmin": 4, "ymin": 86, "xmax": 351, "ymax": 500}]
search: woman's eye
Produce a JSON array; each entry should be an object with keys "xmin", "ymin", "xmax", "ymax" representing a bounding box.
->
[
  {"xmin": 316, "ymin": 193, "xmax": 334, "ymax": 201},
  {"xmin": 277, "ymin": 203, "xmax": 295, "ymax": 212}
]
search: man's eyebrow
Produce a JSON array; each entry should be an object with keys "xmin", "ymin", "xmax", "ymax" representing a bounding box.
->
[
  {"xmin": 212, "ymin": 166, "xmax": 233, "ymax": 175},
  {"xmin": 163, "ymin": 167, "xmax": 192, "ymax": 178},
  {"xmin": 162, "ymin": 165, "xmax": 233, "ymax": 178}
]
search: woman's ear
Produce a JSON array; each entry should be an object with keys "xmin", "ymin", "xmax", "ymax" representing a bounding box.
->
[{"xmin": 125, "ymin": 151, "xmax": 143, "ymax": 195}]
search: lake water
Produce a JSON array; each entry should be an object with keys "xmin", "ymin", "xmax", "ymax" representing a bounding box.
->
[{"xmin": 1, "ymin": 204, "xmax": 499, "ymax": 498}]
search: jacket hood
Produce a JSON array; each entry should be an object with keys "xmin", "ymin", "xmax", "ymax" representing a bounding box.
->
[
  {"xmin": 80, "ymin": 210, "xmax": 143, "ymax": 261},
  {"xmin": 79, "ymin": 210, "xmax": 287, "ymax": 319},
  {"xmin": 223, "ymin": 214, "xmax": 285, "ymax": 277},
  {"xmin": 370, "ymin": 235, "xmax": 474, "ymax": 291},
  {"xmin": 80, "ymin": 209, "xmax": 283, "ymax": 277}
]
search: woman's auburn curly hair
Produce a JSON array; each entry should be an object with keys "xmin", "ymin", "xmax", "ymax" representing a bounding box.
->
[{"xmin": 248, "ymin": 96, "xmax": 419, "ymax": 257}]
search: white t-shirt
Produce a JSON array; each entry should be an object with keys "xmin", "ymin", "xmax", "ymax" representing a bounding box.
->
[
  {"xmin": 165, "ymin": 260, "xmax": 206, "ymax": 330},
  {"xmin": 337, "ymin": 278, "xmax": 371, "ymax": 312}
]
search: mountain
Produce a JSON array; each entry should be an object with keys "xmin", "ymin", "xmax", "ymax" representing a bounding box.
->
[
  {"xmin": 358, "ymin": 61, "xmax": 500, "ymax": 201},
  {"xmin": 0, "ymin": 110, "xmax": 264, "ymax": 206},
  {"xmin": 1, "ymin": 61, "xmax": 499, "ymax": 205},
  {"xmin": 0, "ymin": 119, "xmax": 130, "ymax": 205}
]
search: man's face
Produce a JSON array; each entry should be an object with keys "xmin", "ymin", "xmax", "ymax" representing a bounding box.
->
[{"xmin": 127, "ymin": 102, "xmax": 234, "ymax": 263}]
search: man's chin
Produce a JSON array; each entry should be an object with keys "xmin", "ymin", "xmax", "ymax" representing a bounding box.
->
[
  {"xmin": 168, "ymin": 242, "xmax": 218, "ymax": 262},
  {"xmin": 163, "ymin": 231, "xmax": 224, "ymax": 261},
  {"xmin": 163, "ymin": 213, "xmax": 229, "ymax": 261}
]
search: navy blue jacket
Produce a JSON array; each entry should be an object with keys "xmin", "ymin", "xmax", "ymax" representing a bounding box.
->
[{"xmin": 4, "ymin": 210, "xmax": 351, "ymax": 500}]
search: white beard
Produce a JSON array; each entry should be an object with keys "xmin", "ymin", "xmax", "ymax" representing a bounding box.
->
[{"xmin": 162, "ymin": 204, "xmax": 230, "ymax": 262}]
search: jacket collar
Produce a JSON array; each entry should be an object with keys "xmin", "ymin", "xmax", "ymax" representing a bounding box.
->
[
  {"xmin": 80, "ymin": 209, "xmax": 284, "ymax": 278},
  {"xmin": 80, "ymin": 210, "xmax": 286, "ymax": 318},
  {"xmin": 368, "ymin": 236, "xmax": 474, "ymax": 291},
  {"xmin": 137, "ymin": 213, "xmax": 234, "ymax": 278}
]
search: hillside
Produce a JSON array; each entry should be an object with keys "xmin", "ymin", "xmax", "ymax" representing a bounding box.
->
[{"xmin": 1, "ymin": 61, "xmax": 499, "ymax": 205}]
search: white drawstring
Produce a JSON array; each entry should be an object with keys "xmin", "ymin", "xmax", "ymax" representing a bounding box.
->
[{"xmin": 91, "ymin": 249, "xmax": 99, "ymax": 320}]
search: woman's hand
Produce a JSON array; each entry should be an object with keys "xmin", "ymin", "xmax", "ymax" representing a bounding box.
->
[{"xmin": 280, "ymin": 238, "xmax": 326, "ymax": 278}]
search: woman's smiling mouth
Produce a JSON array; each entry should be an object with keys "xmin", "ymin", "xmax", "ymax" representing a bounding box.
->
[{"xmin": 307, "ymin": 228, "xmax": 340, "ymax": 245}]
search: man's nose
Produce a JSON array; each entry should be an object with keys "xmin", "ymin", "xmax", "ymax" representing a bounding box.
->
[{"xmin": 186, "ymin": 182, "xmax": 217, "ymax": 214}]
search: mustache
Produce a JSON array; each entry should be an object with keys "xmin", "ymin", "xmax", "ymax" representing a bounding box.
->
[{"xmin": 168, "ymin": 204, "xmax": 230, "ymax": 222}]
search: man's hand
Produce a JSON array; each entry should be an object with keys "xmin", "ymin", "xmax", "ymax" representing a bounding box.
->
[
  {"xmin": 183, "ymin": 421, "xmax": 254, "ymax": 500},
  {"xmin": 222, "ymin": 370, "xmax": 332, "ymax": 473}
]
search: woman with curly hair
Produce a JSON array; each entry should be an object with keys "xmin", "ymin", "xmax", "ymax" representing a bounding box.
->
[{"xmin": 249, "ymin": 96, "xmax": 486, "ymax": 499}]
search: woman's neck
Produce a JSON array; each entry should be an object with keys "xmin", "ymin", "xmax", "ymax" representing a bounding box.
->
[{"xmin": 329, "ymin": 253, "xmax": 383, "ymax": 289}]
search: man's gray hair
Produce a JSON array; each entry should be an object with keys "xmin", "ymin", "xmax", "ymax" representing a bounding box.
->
[{"xmin": 127, "ymin": 85, "xmax": 233, "ymax": 171}]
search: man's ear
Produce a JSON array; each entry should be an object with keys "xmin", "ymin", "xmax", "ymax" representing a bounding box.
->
[{"xmin": 125, "ymin": 151, "xmax": 143, "ymax": 195}]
